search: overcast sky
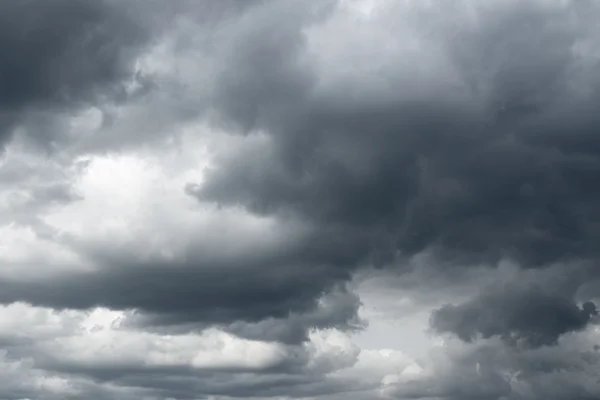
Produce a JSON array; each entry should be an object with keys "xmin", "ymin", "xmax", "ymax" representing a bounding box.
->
[{"xmin": 1, "ymin": 0, "xmax": 600, "ymax": 399}]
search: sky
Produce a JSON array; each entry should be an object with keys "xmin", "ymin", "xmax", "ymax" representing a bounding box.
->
[{"xmin": 1, "ymin": 0, "xmax": 600, "ymax": 399}]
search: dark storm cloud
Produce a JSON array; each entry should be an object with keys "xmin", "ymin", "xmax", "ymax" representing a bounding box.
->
[
  {"xmin": 182, "ymin": 1, "xmax": 600, "ymax": 369},
  {"xmin": 431, "ymin": 283, "xmax": 598, "ymax": 347},
  {"xmin": 173, "ymin": 6, "xmax": 600, "ymax": 400},
  {"xmin": 194, "ymin": 0, "xmax": 600, "ymax": 269},
  {"xmin": 0, "ymin": 0, "xmax": 151, "ymax": 147},
  {"xmin": 125, "ymin": 282, "xmax": 365, "ymax": 345},
  {"xmin": 223, "ymin": 286, "xmax": 364, "ymax": 344}
]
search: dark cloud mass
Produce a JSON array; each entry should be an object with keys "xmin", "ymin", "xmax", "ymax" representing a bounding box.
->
[
  {"xmin": 431, "ymin": 283, "xmax": 598, "ymax": 347},
  {"xmin": 197, "ymin": 0, "xmax": 600, "ymax": 268},
  {"xmin": 0, "ymin": 0, "xmax": 149, "ymax": 146},
  {"xmin": 2, "ymin": 0, "xmax": 600, "ymax": 399}
]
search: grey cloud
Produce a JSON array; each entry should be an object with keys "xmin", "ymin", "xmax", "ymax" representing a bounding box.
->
[
  {"xmin": 0, "ymin": 315, "xmax": 369, "ymax": 400},
  {"xmin": 385, "ymin": 333, "xmax": 600, "ymax": 400},
  {"xmin": 0, "ymin": 0, "xmax": 151, "ymax": 148},
  {"xmin": 120, "ymin": 282, "xmax": 365, "ymax": 345},
  {"xmin": 431, "ymin": 283, "xmax": 597, "ymax": 348},
  {"xmin": 224, "ymin": 286, "xmax": 365, "ymax": 344},
  {"xmin": 194, "ymin": 0, "xmax": 600, "ymax": 270},
  {"xmin": 109, "ymin": 373, "xmax": 371, "ymax": 400},
  {"xmin": 64, "ymin": 0, "xmax": 336, "ymax": 154},
  {"xmin": 0, "ymin": 223, "xmax": 364, "ymax": 344},
  {"xmin": 185, "ymin": 2, "xmax": 600, "ymax": 384}
]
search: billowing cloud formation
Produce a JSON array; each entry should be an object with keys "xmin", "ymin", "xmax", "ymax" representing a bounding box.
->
[
  {"xmin": 196, "ymin": 0, "xmax": 600, "ymax": 268},
  {"xmin": 1, "ymin": 0, "xmax": 600, "ymax": 399}
]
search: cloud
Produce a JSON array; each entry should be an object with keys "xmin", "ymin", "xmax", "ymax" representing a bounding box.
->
[
  {"xmin": 0, "ymin": 303, "xmax": 403, "ymax": 400},
  {"xmin": 381, "ymin": 330, "xmax": 600, "ymax": 400},
  {"xmin": 195, "ymin": 0, "xmax": 600, "ymax": 270},
  {"xmin": 0, "ymin": 0, "xmax": 153, "ymax": 149},
  {"xmin": 0, "ymin": 136, "xmax": 364, "ymax": 345},
  {"xmin": 431, "ymin": 283, "xmax": 598, "ymax": 347},
  {"xmin": 2, "ymin": 0, "xmax": 600, "ymax": 398}
]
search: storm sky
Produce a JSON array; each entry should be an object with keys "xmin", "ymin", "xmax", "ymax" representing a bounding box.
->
[{"xmin": 1, "ymin": 0, "xmax": 600, "ymax": 399}]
